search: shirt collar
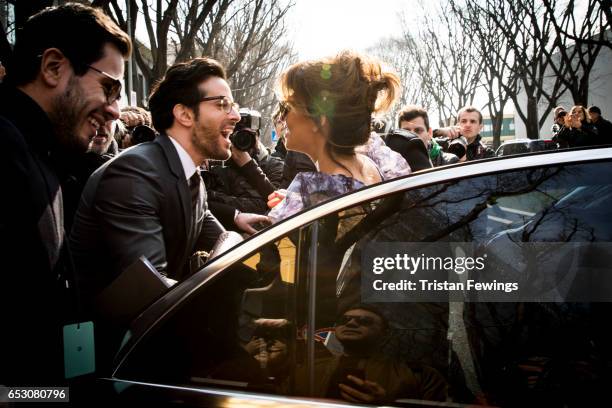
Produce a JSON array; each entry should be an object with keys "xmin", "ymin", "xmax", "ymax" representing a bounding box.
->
[{"xmin": 167, "ymin": 134, "xmax": 198, "ymax": 180}]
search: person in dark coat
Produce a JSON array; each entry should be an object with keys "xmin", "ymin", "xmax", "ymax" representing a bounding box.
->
[
  {"xmin": 588, "ymin": 105, "xmax": 612, "ymax": 141},
  {"xmin": 396, "ymin": 105, "xmax": 457, "ymax": 168},
  {"xmin": 205, "ymin": 138, "xmax": 283, "ymax": 233},
  {"xmin": 555, "ymin": 105, "xmax": 600, "ymax": 148},
  {"xmin": 0, "ymin": 3, "xmax": 131, "ymax": 385}
]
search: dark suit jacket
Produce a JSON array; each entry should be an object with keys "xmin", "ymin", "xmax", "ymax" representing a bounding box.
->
[
  {"xmin": 70, "ymin": 134, "xmax": 225, "ymax": 301},
  {"xmin": 0, "ymin": 84, "xmax": 73, "ymax": 384},
  {"xmin": 384, "ymin": 129, "xmax": 433, "ymax": 172}
]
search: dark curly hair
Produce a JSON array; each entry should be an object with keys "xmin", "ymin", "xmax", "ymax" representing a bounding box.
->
[
  {"xmin": 7, "ymin": 3, "xmax": 131, "ymax": 86},
  {"xmin": 148, "ymin": 57, "xmax": 226, "ymax": 132}
]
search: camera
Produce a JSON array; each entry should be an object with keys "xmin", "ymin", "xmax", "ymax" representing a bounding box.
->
[
  {"xmin": 130, "ymin": 125, "xmax": 157, "ymax": 145},
  {"xmin": 435, "ymin": 135, "xmax": 468, "ymax": 158},
  {"xmin": 230, "ymin": 108, "xmax": 261, "ymax": 151}
]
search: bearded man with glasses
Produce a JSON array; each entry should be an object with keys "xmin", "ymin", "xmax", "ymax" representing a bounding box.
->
[
  {"xmin": 0, "ymin": 3, "xmax": 131, "ymax": 386},
  {"xmin": 70, "ymin": 57, "xmax": 269, "ymax": 368}
]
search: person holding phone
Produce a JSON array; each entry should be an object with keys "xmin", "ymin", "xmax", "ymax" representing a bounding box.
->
[
  {"xmin": 555, "ymin": 105, "xmax": 600, "ymax": 148},
  {"xmin": 293, "ymin": 304, "xmax": 447, "ymax": 404}
]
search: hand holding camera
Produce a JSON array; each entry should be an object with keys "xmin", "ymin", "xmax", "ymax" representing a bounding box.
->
[
  {"xmin": 230, "ymin": 108, "xmax": 261, "ymax": 152},
  {"xmin": 230, "ymin": 144, "xmax": 252, "ymax": 167}
]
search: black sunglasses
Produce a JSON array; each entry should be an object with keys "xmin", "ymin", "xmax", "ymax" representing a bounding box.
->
[
  {"xmin": 86, "ymin": 64, "xmax": 122, "ymax": 105},
  {"xmin": 337, "ymin": 314, "xmax": 377, "ymax": 327}
]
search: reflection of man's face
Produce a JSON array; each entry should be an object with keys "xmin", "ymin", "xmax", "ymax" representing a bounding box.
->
[
  {"xmin": 48, "ymin": 43, "xmax": 124, "ymax": 153},
  {"xmin": 335, "ymin": 309, "xmax": 384, "ymax": 347},
  {"xmin": 400, "ymin": 116, "xmax": 432, "ymax": 146}
]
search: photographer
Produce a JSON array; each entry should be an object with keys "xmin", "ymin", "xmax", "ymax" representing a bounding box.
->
[
  {"xmin": 435, "ymin": 106, "xmax": 494, "ymax": 162},
  {"xmin": 396, "ymin": 105, "xmax": 458, "ymax": 167},
  {"xmin": 551, "ymin": 106, "xmax": 567, "ymax": 138},
  {"xmin": 205, "ymin": 109, "xmax": 283, "ymax": 233},
  {"xmin": 555, "ymin": 105, "xmax": 600, "ymax": 148}
]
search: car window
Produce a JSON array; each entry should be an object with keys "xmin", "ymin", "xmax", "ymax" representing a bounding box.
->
[
  {"xmin": 116, "ymin": 229, "xmax": 309, "ymax": 395},
  {"xmin": 505, "ymin": 143, "xmax": 530, "ymax": 155},
  {"xmin": 307, "ymin": 160, "xmax": 612, "ymax": 406}
]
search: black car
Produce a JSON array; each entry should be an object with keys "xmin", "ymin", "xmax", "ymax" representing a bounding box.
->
[{"xmin": 90, "ymin": 147, "xmax": 612, "ymax": 407}]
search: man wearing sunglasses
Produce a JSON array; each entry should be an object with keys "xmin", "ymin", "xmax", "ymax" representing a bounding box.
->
[
  {"xmin": 294, "ymin": 304, "xmax": 447, "ymax": 404},
  {"xmin": 0, "ymin": 3, "xmax": 131, "ymax": 386}
]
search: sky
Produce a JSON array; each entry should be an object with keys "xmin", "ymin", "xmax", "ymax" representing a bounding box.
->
[{"xmin": 289, "ymin": 0, "xmax": 410, "ymax": 61}]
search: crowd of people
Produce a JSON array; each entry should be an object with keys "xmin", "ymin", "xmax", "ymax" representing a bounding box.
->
[
  {"xmin": 551, "ymin": 104, "xmax": 611, "ymax": 148},
  {"xmin": 1, "ymin": 2, "xmax": 610, "ymax": 405}
]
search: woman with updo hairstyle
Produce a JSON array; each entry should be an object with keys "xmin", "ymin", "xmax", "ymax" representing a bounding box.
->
[
  {"xmin": 555, "ymin": 104, "xmax": 600, "ymax": 148},
  {"xmin": 268, "ymin": 51, "xmax": 411, "ymax": 222}
]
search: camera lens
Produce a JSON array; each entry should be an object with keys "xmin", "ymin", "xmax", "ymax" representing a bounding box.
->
[
  {"xmin": 230, "ymin": 128, "xmax": 256, "ymax": 151},
  {"xmin": 447, "ymin": 136, "xmax": 467, "ymax": 158}
]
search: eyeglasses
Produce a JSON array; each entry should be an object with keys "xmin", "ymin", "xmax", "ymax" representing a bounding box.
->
[
  {"xmin": 278, "ymin": 101, "xmax": 291, "ymax": 120},
  {"xmin": 201, "ymin": 95, "xmax": 239, "ymax": 114},
  {"xmin": 337, "ymin": 314, "xmax": 377, "ymax": 327},
  {"xmin": 86, "ymin": 64, "xmax": 122, "ymax": 105}
]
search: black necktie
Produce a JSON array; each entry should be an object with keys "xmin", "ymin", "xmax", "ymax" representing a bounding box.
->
[{"xmin": 189, "ymin": 171, "xmax": 201, "ymax": 210}]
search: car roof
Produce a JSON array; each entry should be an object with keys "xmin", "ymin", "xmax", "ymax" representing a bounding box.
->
[
  {"xmin": 501, "ymin": 138, "xmax": 549, "ymax": 144},
  {"xmin": 113, "ymin": 146, "xmax": 612, "ymax": 374}
]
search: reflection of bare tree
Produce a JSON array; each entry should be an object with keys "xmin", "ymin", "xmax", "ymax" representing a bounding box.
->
[{"xmin": 382, "ymin": 167, "xmax": 563, "ymax": 243}]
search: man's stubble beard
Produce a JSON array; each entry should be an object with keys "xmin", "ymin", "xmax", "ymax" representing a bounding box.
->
[
  {"xmin": 191, "ymin": 119, "xmax": 230, "ymax": 162},
  {"xmin": 48, "ymin": 75, "xmax": 90, "ymax": 154}
]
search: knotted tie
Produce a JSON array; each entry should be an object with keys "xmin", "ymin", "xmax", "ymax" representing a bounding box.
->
[{"xmin": 189, "ymin": 171, "xmax": 201, "ymax": 210}]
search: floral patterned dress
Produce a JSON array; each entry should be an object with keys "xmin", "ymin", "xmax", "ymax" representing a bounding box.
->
[{"xmin": 268, "ymin": 132, "xmax": 411, "ymax": 223}]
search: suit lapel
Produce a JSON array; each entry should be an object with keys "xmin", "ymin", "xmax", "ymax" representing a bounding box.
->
[{"xmin": 155, "ymin": 135, "xmax": 193, "ymax": 245}]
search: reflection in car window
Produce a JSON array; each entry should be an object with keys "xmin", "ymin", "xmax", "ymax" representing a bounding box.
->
[
  {"xmin": 117, "ymin": 231, "xmax": 303, "ymax": 394},
  {"xmin": 310, "ymin": 160, "xmax": 612, "ymax": 406}
]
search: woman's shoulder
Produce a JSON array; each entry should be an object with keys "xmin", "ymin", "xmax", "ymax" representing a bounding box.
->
[
  {"xmin": 268, "ymin": 172, "xmax": 365, "ymax": 223},
  {"xmin": 357, "ymin": 132, "xmax": 412, "ymax": 180}
]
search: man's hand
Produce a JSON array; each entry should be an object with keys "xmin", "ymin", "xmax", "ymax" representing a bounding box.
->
[
  {"xmin": 338, "ymin": 375, "xmax": 387, "ymax": 404},
  {"xmin": 234, "ymin": 212, "xmax": 271, "ymax": 235},
  {"xmin": 121, "ymin": 110, "xmax": 143, "ymax": 127},
  {"xmin": 267, "ymin": 190, "xmax": 287, "ymax": 209},
  {"xmin": 436, "ymin": 125, "xmax": 462, "ymax": 139},
  {"xmin": 230, "ymin": 145, "xmax": 252, "ymax": 167}
]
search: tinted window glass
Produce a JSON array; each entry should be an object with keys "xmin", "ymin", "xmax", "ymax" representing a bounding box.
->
[
  {"xmin": 117, "ymin": 231, "xmax": 307, "ymax": 395},
  {"xmin": 309, "ymin": 160, "xmax": 612, "ymax": 406}
]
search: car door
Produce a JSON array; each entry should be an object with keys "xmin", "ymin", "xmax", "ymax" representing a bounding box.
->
[
  {"xmin": 307, "ymin": 154, "xmax": 612, "ymax": 406},
  {"xmin": 111, "ymin": 150, "xmax": 612, "ymax": 407}
]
